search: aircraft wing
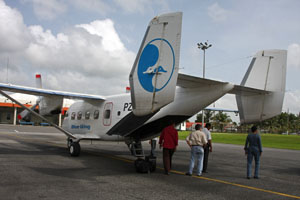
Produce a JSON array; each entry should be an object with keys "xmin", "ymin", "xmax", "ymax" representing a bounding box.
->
[
  {"xmin": 0, "ymin": 83, "xmax": 106, "ymax": 101},
  {"xmin": 177, "ymin": 73, "xmax": 269, "ymax": 96}
]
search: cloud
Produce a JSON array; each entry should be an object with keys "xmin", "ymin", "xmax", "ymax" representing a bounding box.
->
[
  {"xmin": 283, "ymin": 90, "xmax": 300, "ymax": 114},
  {"xmin": 76, "ymin": 20, "xmax": 125, "ymax": 52},
  {"xmin": 0, "ymin": 0, "xmax": 135, "ymax": 95},
  {"xmin": 0, "ymin": 0, "xmax": 30, "ymax": 52},
  {"xmin": 24, "ymin": 0, "xmax": 169, "ymax": 19},
  {"xmin": 113, "ymin": 0, "xmax": 169, "ymax": 14},
  {"xmin": 23, "ymin": 0, "xmax": 67, "ymax": 20},
  {"xmin": 71, "ymin": 0, "xmax": 112, "ymax": 15},
  {"xmin": 207, "ymin": 2, "xmax": 230, "ymax": 22},
  {"xmin": 288, "ymin": 43, "xmax": 300, "ymax": 68}
]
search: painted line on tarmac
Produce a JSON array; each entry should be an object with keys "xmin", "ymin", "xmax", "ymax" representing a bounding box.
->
[
  {"xmin": 168, "ymin": 169, "xmax": 300, "ymax": 200},
  {"xmin": 5, "ymin": 133, "xmax": 300, "ymax": 199},
  {"xmin": 86, "ymin": 152, "xmax": 300, "ymax": 199},
  {"xmin": 86, "ymin": 150, "xmax": 300, "ymax": 200}
]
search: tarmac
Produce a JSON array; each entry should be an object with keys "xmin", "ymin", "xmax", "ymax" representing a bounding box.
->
[{"xmin": 0, "ymin": 124, "xmax": 299, "ymax": 200}]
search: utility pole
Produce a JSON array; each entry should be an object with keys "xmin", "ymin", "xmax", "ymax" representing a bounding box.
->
[{"xmin": 197, "ymin": 41, "xmax": 212, "ymax": 127}]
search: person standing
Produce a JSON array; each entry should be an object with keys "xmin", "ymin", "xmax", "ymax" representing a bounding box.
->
[
  {"xmin": 185, "ymin": 124, "xmax": 207, "ymax": 176},
  {"xmin": 159, "ymin": 123, "xmax": 178, "ymax": 175},
  {"xmin": 244, "ymin": 126, "xmax": 263, "ymax": 179},
  {"xmin": 202, "ymin": 123, "xmax": 212, "ymax": 173}
]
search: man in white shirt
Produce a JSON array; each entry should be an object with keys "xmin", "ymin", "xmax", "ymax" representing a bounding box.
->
[
  {"xmin": 185, "ymin": 124, "xmax": 207, "ymax": 176},
  {"xmin": 202, "ymin": 123, "xmax": 212, "ymax": 173}
]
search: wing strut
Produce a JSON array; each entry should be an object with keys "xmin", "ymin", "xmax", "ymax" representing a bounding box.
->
[{"xmin": 0, "ymin": 90, "xmax": 76, "ymax": 139}]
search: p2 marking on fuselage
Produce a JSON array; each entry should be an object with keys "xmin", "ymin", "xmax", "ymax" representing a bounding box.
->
[{"xmin": 123, "ymin": 103, "xmax": 132, "ymax": 112}]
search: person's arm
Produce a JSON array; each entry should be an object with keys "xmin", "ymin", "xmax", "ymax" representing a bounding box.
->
[
  {"xmin": 258, "ymin": 135, "xmax": 263, "ymax": 155},
  {"xmin": 174, "ymin": 130, "xmax": 179, "ymax": 151},
  {"xmin": 208, "ymin": 131, "xmax": 212, "ymax": 152},
  {"xmin": 186, "ymin": 134, "xmax": 192, "ymax": 148},
  {"xmin": 208, "ymin": 140, "xmax": 212, "ymax": 152},
  {"xmin": 159, "ymin": 131, "xmax": 164, "ymax": 149},
  {"xmin": 202, "ymin": 133, "xmax": 208, "ymax": 148},
  {"xmin": 244, "ymin": 135, "xmax": 249, "ymax": 154}
]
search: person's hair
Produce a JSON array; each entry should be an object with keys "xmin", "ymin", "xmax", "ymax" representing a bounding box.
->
[
  {"xmin": 205, "ymin": 123, "xmax": 211, "ymax": 128},
  {"xmin": 195, "ymin": 124, "xmax": 202, "ymax": 130},
  {"xmin": 251, "ymin": 126, "xmax": 258, "ymax": 133}
]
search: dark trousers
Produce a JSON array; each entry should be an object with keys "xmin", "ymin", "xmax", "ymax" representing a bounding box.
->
[
  {"xmin": 203, "ymin": 144, "xmax": 209, "ymax": 172},
  {"xmin": 163, "ymin": 148, "xmax": 175, "ymax": 172}
]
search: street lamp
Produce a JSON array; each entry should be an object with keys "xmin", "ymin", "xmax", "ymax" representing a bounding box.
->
[{"xmin": 197, "ymin": 41, "xmax": 212, "ymax": 127}]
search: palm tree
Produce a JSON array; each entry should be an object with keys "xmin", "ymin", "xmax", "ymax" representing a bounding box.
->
[
  {"xmin": 211, "ymin": 111, "xmax": 232, "ymax": 132},
  {"xmin": 195, "ymin": 110, "xmax": 214, "ymax": 123}
]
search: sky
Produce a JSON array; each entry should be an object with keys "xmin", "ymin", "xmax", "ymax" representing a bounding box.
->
[{"xmin": 1, "ymin": 0, "xmax": 300, "ymax": 122}]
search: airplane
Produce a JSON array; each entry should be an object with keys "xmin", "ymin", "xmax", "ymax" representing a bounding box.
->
[{"xmin": 0, "ymin": 12, "xmax": 287, "ymax": 172}]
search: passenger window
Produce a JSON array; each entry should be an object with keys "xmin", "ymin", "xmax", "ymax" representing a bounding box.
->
[
  {"xmin": 104, "ymin": 110, "xmax": 111, "ymax": 119},
  {"xmin": 77, "ymin": 111, "xmax": 82, "ymax": 120},
  {"xmin": 85, "ymin": 111, "xmax": 90, "ymax": 120},
  {"xmin": 117, "ymin": 111, "xmax": 121, "ymax": 116},
  {"xmin": 71, "ymin": 112, "xmax": 76, "ymax": 120},
  {"xmin": 94, "ymin": 110, "xmax": 99, "ymax": 119}
]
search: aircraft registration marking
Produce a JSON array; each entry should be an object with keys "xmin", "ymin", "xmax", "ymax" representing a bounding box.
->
[{"xmin": 123, "ymin": 103, "xmax": 132, "ymax": 111}]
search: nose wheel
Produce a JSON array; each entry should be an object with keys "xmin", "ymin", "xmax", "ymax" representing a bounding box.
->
[{"xmin": 69, "ymin": 141, "xmax": 80, "ymax": 157}]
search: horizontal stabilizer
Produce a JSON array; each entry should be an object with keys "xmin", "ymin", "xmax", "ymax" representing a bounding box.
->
[{"xmin": 177, "ymin": 73, "xmax": 269, "ymax": 96}]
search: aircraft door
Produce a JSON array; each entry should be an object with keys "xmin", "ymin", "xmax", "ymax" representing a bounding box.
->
[{"xmin": 103, "ymin": 102, "xmax": 113, "ymax": 126}]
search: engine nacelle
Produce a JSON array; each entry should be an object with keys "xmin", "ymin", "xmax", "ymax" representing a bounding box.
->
[{"xmin": 39, "ymin": 96, "xmax": 63, "ymax": 116}]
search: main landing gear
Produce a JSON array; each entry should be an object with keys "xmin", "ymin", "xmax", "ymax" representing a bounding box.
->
[
  {"xmin": 67, "ymin": 138, "xmax": 80, "ymax": 157},
  {"xmin": 128, "ymin": 140, "xmax": 157, "ymax": 173}
]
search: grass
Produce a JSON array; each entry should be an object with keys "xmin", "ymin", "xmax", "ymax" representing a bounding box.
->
[{"xmin": 179, "ymin": 131, "xmax": 300, "ymax": 150}]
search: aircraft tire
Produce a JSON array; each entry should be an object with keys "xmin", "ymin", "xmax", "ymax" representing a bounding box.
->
[
  {"xmin": 134, "ymin": 159, "xmax": 149, "ymax": 173},
  {"xmin": 145, "ymin": 156, "xmax": 156, "ymax": 172},
  {"xmin": 67, "ymin": 138, "xmax": 73, "ymax": 149},
  {"xmin": 69, "ymin": 142, "xmax": 80, "ymax": 157},
  {"xmin": 149, "ymin": 160, "xmax": 156, "ymax": 172}
]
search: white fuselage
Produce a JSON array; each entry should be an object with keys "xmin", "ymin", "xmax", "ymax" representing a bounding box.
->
[{"xmin": 62, "ymin": 83, "xmax": 234, "ymax": 141}]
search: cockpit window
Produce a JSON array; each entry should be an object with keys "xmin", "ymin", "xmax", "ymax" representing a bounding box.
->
[
  {"xmin": 85, "ymin": 111, "xmax": 90, "ymax": 120},
  {"xmin": 77, "ymin": 111, "xmax": 82, "ymax": 120},
  {"xmin": 104, "ymin": 110, "xmax": 111, "ymax": 119},
  {"xmin": 71, "ymin": 112, "xmax": 76, "ymax": 120},
  {"xmin": 94, "ymin": 110, "xmax": 99, "ymax": 119}
]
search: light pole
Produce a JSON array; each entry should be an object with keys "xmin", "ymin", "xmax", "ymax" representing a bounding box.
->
[{"xmin": 197, "ymin": 41, "xmax": 212, "ymax": 127}]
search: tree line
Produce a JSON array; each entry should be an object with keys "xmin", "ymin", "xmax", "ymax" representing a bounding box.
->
[{"xmin": 195, "ymin": 111, "xmax": 300, "ymax": 134}]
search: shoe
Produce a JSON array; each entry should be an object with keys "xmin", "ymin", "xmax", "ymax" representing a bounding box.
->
[
  {"xmin": 247, "ymin": 177, "xmax": 250, "ymax": 179},
  {"xmin": 202, "ymin": 171, "xmax": 208, "ymax": 173},
  {"xmin": 164, "ymin": 171, "xmax": 170, "ymax": 175},
  {"xmin": 196, "ymin": 174, "xmax": 202, "ymax": 177},
  {"xmin": 254, "ymin": 176, "xmax": 259, "ymax": 179},
  {"xmin": 185, "ymin": 172, "xmax": 192, "ymax": 176}
]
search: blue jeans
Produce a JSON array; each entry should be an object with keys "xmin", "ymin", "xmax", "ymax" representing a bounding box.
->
[
  {"xmin": 188, "ymin": 146, "xmax": 204, "ymax": 175},
  {"xmin": 247, "ymin": 148, "xmax": 260, "ymax": 177}
]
